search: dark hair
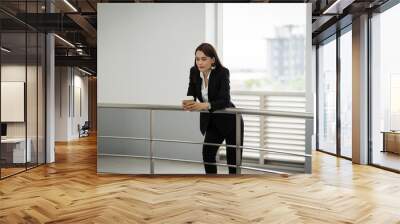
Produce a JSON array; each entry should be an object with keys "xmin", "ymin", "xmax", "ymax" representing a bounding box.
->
[{"xmin": 194, "ymin": 43, "xmax": 224, "ymax": 70}]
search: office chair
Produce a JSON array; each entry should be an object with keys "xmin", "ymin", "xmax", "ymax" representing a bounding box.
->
[{"xmin": 79, "ymin": 121, "xmax": 90, "ymax": 138}]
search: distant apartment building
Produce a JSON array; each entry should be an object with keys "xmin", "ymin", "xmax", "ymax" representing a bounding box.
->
[{"xmin": 266, "ymin": 25, "xmax": 305, "ymax": 83}]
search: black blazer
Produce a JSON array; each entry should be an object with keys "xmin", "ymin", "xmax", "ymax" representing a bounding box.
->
[{"xmin": 186, "ymin": 66, "xmax": 238, "ymax": 136}]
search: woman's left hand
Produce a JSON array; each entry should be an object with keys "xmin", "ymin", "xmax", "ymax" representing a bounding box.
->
[{"xmin": 184, "ymin": 102, "xmax": 209, "ymax": 111}]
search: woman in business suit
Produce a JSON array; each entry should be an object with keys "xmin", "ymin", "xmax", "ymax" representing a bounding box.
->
[{"xmin": 182, "ymin": 43, "xmax": 244, "ymax": 174}]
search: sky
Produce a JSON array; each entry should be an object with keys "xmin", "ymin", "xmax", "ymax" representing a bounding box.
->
[{"xmin": 222, "ymin": 3, "xmax": 307, "ymax": 71}]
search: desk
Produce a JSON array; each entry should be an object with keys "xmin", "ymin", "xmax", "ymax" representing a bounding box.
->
[
  {"xmin": 1, "ymin": 138, "xmax": 31, "ymax": 163},
  {"xmin": 382, "ymin": 131, "xmax": 400, "ymax": 154}
]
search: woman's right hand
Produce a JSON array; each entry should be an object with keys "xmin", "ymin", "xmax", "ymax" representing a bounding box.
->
[
  {"xmin": 183, "ymin": 102, "xmax": 209, "ymax": 111},
  {"xmin": 182, "ymin": 100, "xmax": 195, "ymax": 110}
]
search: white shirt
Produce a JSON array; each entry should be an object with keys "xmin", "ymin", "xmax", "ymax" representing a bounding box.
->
[{"xmin": 200, "ymin": 70, "xmax": 212, "ymax": 109}]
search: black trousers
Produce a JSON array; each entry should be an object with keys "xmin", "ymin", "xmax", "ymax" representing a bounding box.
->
[{"xmin": 202, "ymin": 116, "xmax": 244, "ymax": 174}]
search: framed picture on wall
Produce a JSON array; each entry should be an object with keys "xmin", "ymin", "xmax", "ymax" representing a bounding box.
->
[{"xmin": 1, "ymin": 81, "xmax": 25, "ymax": 122}]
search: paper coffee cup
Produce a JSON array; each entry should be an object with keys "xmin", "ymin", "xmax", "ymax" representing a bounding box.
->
[
  {"xmin": 183, "ymin": 96, "xmax": 194, "ymax": 101},
  {"xmin": 182, "ymin": 96, "xmax": 195, "ymax": 106}
]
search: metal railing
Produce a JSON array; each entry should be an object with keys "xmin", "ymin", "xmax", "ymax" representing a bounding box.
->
[
  {"xmin": 231, "ymin": 91, "xmax": 307, "ymax": 166},
  {"xmin": 97, "ymin": 103, "xmax": 313, "ymax": 175}
]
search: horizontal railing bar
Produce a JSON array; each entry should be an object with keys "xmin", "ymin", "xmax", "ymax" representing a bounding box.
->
[
  {"xmin": 265, "ymin": 141, "xmax": 306, "ymax": 146},
  {"xmin": 98, "ymin": 154, "xmax": 149, "ymax": 159},
  {"xmin": 264, "ymin": 130, "xmax": 305, "ymax": 133},
  {"xmin": 239, "ymin": 146, "xmax": 311, "ymax": 157},
  {"xmin": 230, "ymin": 101, "xmax": 260, "ymax": 104},
  {"xmin": 264, "ymin": 136, "xmax": 305, "ymax": 140},
  {"xmin": 261, "ymin": 147, "xmax": 306, "ymax": 152},
  {"xmin": 264, "ymin": 124, "xmax": 306, "ymax": 127},
  {"xmin": 98, "ymin": 103, "xmax": 313, "ymax": 119},
  {"xmin": 232, "ymin": 108, "xmax": 311, "ymax": 118},
  {"xmin": 98, "ymin": 136, "xmax": 149, "ymax": 141},
  {"xmin": 97, "ymin": 153, "xmax": 289, "ymax": 176},
  {"xmin": 264, "ymin": 99, "xmax": 306, "ymax": 102},
  {"xmin": 264, "ymin": 121, "xmax": 306, "ymax": 125},
  {"xmin": 231, "ymin": 90, "xmax": 305, "ymax": 96},
  {"xmin": 266, "ymin": 103, "xmax": 306, "ymax": 106},
  {"xmin": 235, "ymin": 165, "xmax": 289, "ymax": 176},
  {"xmin": 98, "ymin": 136, "xmax": 311, "ymax": 157},
  {"xmin": 231, "ymin": 99, "xmax": 260, "ymax": 101},
  {"xmin": 264, "ymin": 141, "xmax": 305, "ymax": 146}
]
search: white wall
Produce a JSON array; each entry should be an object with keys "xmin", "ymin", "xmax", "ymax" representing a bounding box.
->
[
  {"xmin": 72, "ymin": 73, "xmax": 89, "ymax": 138},
  {"xmin": 55, "ymin": 67, "xmax": 69, "ymax": 141},
  {"xmin": 55, "ymin": 67, "xmax": 89, "ymax": 141},
  {"xmin": 98, "ymin": 3, "xmax": 211, "ymax": 105}
]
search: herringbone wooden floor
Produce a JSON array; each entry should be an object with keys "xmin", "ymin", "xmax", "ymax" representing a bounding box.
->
[{"xmin": 1, "ymin": 134, "xmax": 400, "ymax": 224}]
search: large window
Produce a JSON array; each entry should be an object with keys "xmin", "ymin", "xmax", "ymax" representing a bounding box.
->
[
  {"xmin": 340, "ymin": 29, "xmax": 352, "ymax": 158},
  {"xmin": 218, "ymin": 3, "xmax": 312, "ymax": 170},
  {"xmin": 316, "ymin": 28, "xmax": 352, "ymax": 159},
  {"xmin": 222, "ymin": 3, "xmax": 306, "ymax": 91},
  {"xmin": 370, "ymin": 3, "xmax": 400, "ymax": 171},
  {"xmin": 317, "ymin": 36, "xmax": 337, "ymax": 155},
  {"xmin": 221, "ymin": 4, "xmax": 309, "ymax": 169}
]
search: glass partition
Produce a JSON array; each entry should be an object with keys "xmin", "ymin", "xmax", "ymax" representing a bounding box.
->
[
  {"xmin": 38, "ymin": 32, "xmax": 46, "ymax": 165},
  {"xmin": 27, "ymin": 30, "xmax": 38, "ymax": 169},
  {"xmin": 0, "ymin": 1, "xmax": 46, "ymax": 179},
  {"xmin": 370, "ymin": 4, "xmax": 400, "ymax": 171},
  {"xmin": 0, "ymin": 31, "xmax": 28, "ymax": 177}
]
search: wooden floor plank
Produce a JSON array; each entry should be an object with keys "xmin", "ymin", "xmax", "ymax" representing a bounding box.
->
[{"xmin": 0, "ymin": 134, "xmax": 400, "ymax": 223}]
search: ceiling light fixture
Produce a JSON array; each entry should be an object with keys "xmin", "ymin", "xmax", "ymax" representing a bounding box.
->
[
  {"xmin": 1, "ymin": 47, "xmax": 11, "ymax": 53},
  {"xmin": 63, "ymin": 0, "xmax": 78, "ymax": 12},
  {"xmin": 54, "ymin": 34, "xmax": 75, "ymax": 48},
  {"xmin": 322, "ymin": 0, "xmax": 350, "ymax": 14},
  {"xmin": 78, "ymin": 67, "xmax": 93, "ymax": 76},
  {"xmin": 322, "ymin": 0, "xmax": 340, "ymax": 14}
]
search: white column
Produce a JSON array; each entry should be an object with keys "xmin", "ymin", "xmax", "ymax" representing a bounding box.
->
[
  {"xmin": 46, "ymin": 32, "xmax": 55, "ymax": 163},
  {"xmin": 352, "ymin": 14, "xmax": 369, "ymax": 164}
]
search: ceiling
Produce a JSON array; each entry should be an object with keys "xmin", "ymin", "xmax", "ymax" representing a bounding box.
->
[{"xmin": 0, "ymin": 0, "xmax": 393, "ymax": 75}]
